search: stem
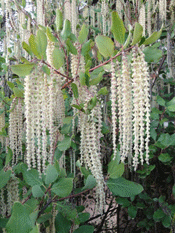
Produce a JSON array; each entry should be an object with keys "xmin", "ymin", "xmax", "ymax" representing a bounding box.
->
[
  {"xmin": 89, "ymin": 46, "xmax": 134, "ymax": 72},
  {"xmin": 38, "ymin": 188, "xmax": 93, "ymax": 217},
  {"xmin": 54, "ymin": 33, "xmax": 70, "ymax": 78},
  {"xmin": 42, "ymin": 60, "xmax": 72, "ymax": 80}
]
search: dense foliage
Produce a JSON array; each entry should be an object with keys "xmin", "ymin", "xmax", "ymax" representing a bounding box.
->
[{"xmin": 0, "ymin": 0, "xmax": 175, "ymax": 232}]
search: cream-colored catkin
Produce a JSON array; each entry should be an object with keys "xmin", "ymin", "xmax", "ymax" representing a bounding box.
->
[
  {"xmin": 147, "ymin": 0, "xmax": 152, "ymax": 36},
  {"xmin": 138, "ymin": 48, "xmax": 150, "ymax": 165},
  {"xmin": 139, "ymin": 4, "xmax": 146, "ymax": 36},
  {"xmin": 80, "ymin": 87, "xmax": 105, "ymax": 213},
  {"xmin": 159, "ymin": 0, "xmax": 166, "ymax": 22},
  {"xmin": 37, "ymin": 0, "xmax": 45, "ymax": 26},
  {"xmin": 9, "ymin": 98, "xmax": 23, "ymax": 165},
  {"xmin": 111, "ymin": 61, "xmax": 117, "ymax": 158},
  {"xmin": 6, "ymin": 177, "xmax": 19, "ymax": 215},
  {"xmin": 116, "ymin": 63, "xmax": 123, "ymax": 155},
  {"xmin": 101, "ymin": 0, "xmax": 107, "ymax": 35},
  {"xmin": 0, "ymin": 102, "xmax": 5, "ymax": 147},
  {"xmin": 72, "ymin": 0, "xmax": 78, "ymax": 35},
  {"xmin": 64, "ymin": 0, "xmax": 71, "ymax": 21},
  {"xmin": 24, "ymin": 75, "xmax": 32, "ymax": 170},
  {"xmin": 120, "ymin": 52, "xmax": 132, "ymax": 165},
  {"xmin": 131, "ymin": 47, "xmax": 150, "ymax": 169},
  {"xmin": 116, "ymin": 0, "xmax": 123, "ymax": 19},
  {"xmin": 0, "ymin": 188, "xmax": 6, "ymax": 217}
]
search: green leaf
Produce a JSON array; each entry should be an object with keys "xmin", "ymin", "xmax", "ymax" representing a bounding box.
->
[
  {"xmin": 107, "ymin": 177, "xmax": 143, "ymax": 197},
  {"xmin": 97, "ymin": 87, "xmax": 108, "ymax": 95},
  {"xmin": 123, "ymin": 24, "xmax": 132, "ymax": 49},
  {"xmin": 162, "ymin": 215, "xmax": 171, "ymax": 228},
  {"xmin": 128, "ymin": 206, "xmax": 137, "ymax": 219},
  {"xmin": 32, "ymin": 185, "xmax": 44, "ymax": 198},
  {"xmin": 11, "ymin": 64, "xmax": 35, "ymax": 76},
  {"xmin": 22, "ymin": 0, "xmax": 26, "ymax": 7},
  {"xmin": 158, "ymin": 153, "xmax": 173, "ymax": 163},
  {"xmin": 95, "ymin": 35, "xmax": 114, "ymax": 58},
  {"xmin": 23, "ymin": 169, "xmax": 43, "ymax": 187},
  {"xmin": 42, "ymin": 65, "xmax": 50, "ymax": 75},
  {"xmin": 55, "ymin": 213, "xmax": 71, "ymax": 233},
  {"xmin": 132, "ymin": 23, "xmax": 143, "ymax": 45},
  {"xmin": 166, "ymin": 97, "xmax": 175, "ymax": 111},
  {"xmin": 111, "ymin": 11, "xmax": 126, "ymax": 45},
  {"xmin": 72, "ymin": 104, "xmax": 85, "ymax": 112},
  {"xmin": 22, "ymin": 42, "xmax": 33, "ymax": 56},
  {"xmin": 82, "ymin": 175, "xmax": 96, "ymax": 190},
  {"xmin": 155, "ymin": 133, "xmax": 171, "ymax": 149},
  {"xmin": 71, "ymin": 83, "xmax": 79, "ymax": 99},
  {"xmin": 45, "ymin": 164, "xmax": 59, "ymax": 185},
  {"xmin": 46, "ymin": 27, "xmax": 58, "ymax": 42},
  {"xmin": 108, "ymin": 161, "xmax": 124, "ymax": 179},
  {"xmin": 144, "ymin": 47, "xmax": 162, "ymax": 63},
  {"xmin": 143, "ymin": 26, "xmax": 163, "ymax": 45},
  {"xmin": 0, "ymin": 218, "xmax": 8, "ymax": 229},
  {"xmin": 7, "ymin": 81, "xmax": 15, "ymax": 90},
  {"xmin": 13, "ymin": 87, "xmax": 23, "ymax": 97},
  {"xmin": 52, "ymin": 47, "xmax": 64, "ymax": 69},
  {"xmin": 52, "ymin": 178, "xmax": 73, "ymax": 197},
  {"xmin": 0, "ymin": 170, "xmax": 11, "ymax": 189},
  {"xmin": 153, "ymin": 209, "xmax": 165, "ymax": 221},
  {"xmin": 36, "ymin": 29, "xmax": 47, "ymax": 60},
  {"xmin": 62, "ymin": 116, "xmax": 73, "ymax": 124},
  {"xmin": 89, "ymin": 72, "xmax": 103, "ymax": 85},
  {"xmin": 5, "ymin": 147, "xmax": 13, "ymax": 166},
  {"xmin": 78, "ymin": 24, "xmax": 89, "ymax": 44},
  {"xmin": 66, "ymin": 39, "xmax": 77, "ymax": 55},
  {"xmin": 73, "ymin": 225, "xmax": 94, "ymax": 233},
  {"xmin": 81, "ymin": 40, "xmax": 91, "ymax": 56},
  {"xmin": 55, "ymin": 9, "xmax": 63, "ymax": 31},
  {"xmin": 29, "ymin": 225, "xmax": 40, "ymax": 233},
  {"xmin": 29, "ymin": 34, "xmax": 40, "ymax": 58},
  {"xmin": 116, "ymin": 197, "xmax": 130, "ymax": 207},
  {"xmin": 157, "ymin": 95, "xmax": 165, "ymax": 106},
  {"xmin": 37, "ymin": 213, "xmax": 52, "ymax": 224},
  {"xmin": 6, "ymin": 202, "xmax": 33, "ymax": 233},
  {"xmin": 78, "ymin": 213, "xmax": 90, "ymax": 224},
  {"xmin": 61, "ymin": 19, "xmax": 71, "ymax": 40},
  {"xmin": 173, "ymin": 185, "xmax": 175, "ymax": 197},
  {"xmin": 57, "ymin": 137, "xmax": 71, "ymax": 151}
]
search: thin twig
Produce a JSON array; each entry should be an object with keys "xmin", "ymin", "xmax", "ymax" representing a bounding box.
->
[{"xmin": 89, "ymin": 46, "xmax": 134, "ymax": 72}]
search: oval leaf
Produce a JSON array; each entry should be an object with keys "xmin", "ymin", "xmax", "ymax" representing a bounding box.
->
[
  {"xmin": 23, "ymin": 169, "xmax": 43, "ymax": 187},
  {"xmin": 52, "ymin": 178, "xmax": 73, "ymax": 197},
  {"xmin": 111, "ymin": 11, "xmax": 126, "ymax": 45},
  {"xmin": 45, "ymin": 164, "xmax": 59, "ymax": 185},
  {"xmin": 36, "ymin": 29, "xmax": 47, "ymax": 59},
  {"xmin": 55, "ymin": 8, "xmax": 63, "ymax": 31},
  {"xmin": 11, "ymin": 64, "xmax": 35, "ymax": 76},
  {"xmin": 57, "ymin": 137, "xmax": 71, "ymax": 151},
  {"xmin": 143, "ymin": 26, "xmax": 163, "ymax": 45},
  {"xmin": 82, "ymin": 175, "xmax": 96, "ymax": 190},
  {"xmin": 108, "ymin": 162, "xmax": 124, "ymax": 179},
  {"xmin": 6, "ymin": 202, "xmax": 33, "ymax": 233},
  {"xmin": 52, "ymin": 47, "xmax": 64, "ymax": 70},
  {"xmin": 78, "ymin": 24, "xmax": 89, "ymax": 44},
  {"xmin": 32, "ymin": 185, "xmax": 44, "ymax": 198},
  {"xmin": 95, "ymin": 35, "xmax": 114, "ymax": 58},
  {"xmin": 73, "ymin": 225, "xmax": 94, "ymax": 233},
  {"xmin": 107, "ymin": 177, "xmax": 143, "ymax": 197},
  {"xmin": 0, "ymin": 170, "xmax": 11, "ymax": 189},
  {"xmin": 132, "ymin": 23, "xmax": 143, "ymax": 45},
  {"xmin": 71, "ymin": 83, "xmax": 79, "ymax": 99}
]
